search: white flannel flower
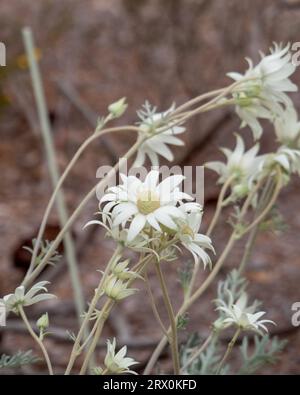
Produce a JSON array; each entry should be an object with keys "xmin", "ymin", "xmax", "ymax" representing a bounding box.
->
[
  {"xmin": 228, "ymin": 43, "xmax": 297, "ymax": 139},
  {"xmin": 177, "ymin": 203, "xmax": 214, "ymax": 268},
  {"xmin": 216, "ymin": 292, "xmax": 275, "ymax": 334},
  {"xmin": 100, "ymin": 170, "xmax": 192, "ymax": 242},
  {"xmin": 206, "ymin": 134, "xmax": 263, "ymax": 196},
  {"xmin": 1, "ymin": 281, "xmax": 56, "ymax": 314},
  {"xmin": 104, "ymin": 338, "xmax": 138, "ymax": 374},
  {"xmin": 134, "ymin": 103, "xmax": 185, "ymax": 167},
  {"xmin": 274, "ymin": 105, "xmax": 300, "ymax": 146}
]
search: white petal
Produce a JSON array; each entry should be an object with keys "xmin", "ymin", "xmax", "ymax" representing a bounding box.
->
[
  {"xmin": 127, "ymin": 214, "xmax": 146, "ymax": 242},
  {"xmin": 154, "ymin": 212, "xmax": 177, "ymax": 230},
  {"xmin": 144, "ymin": 170, "xmax": 160, "ymax": 190},
  {"xmin": 113, "ymin": 206, "xmax": 138, "ymax": 226}
]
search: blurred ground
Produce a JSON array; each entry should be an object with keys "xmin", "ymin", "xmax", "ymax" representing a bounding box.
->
[{"xmin": 0, "ymin": 0, "xmax": 300, "ymax": 374}]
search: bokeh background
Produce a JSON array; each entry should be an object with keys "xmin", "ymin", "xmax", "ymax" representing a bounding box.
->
[{"xmin": 0, "ymin": 0, "xmax": 300, "ymax": 374}]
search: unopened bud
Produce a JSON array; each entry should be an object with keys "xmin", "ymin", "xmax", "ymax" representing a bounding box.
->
[
  {"xmin": 36, "ymin": 312, "xmax": 49, "ymax": 330},
  {"xmin": 108, "ymin": 97, "xmax": 128, "ymax": 118}
]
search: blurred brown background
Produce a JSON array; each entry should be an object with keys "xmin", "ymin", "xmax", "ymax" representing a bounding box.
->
[{"xmin": 0, "ymin": 0, "xmax": 300, "ymax": 374}]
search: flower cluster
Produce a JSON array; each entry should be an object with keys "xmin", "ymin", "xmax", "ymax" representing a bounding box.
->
[{"xmin": 95, "ymin": 170, "xmax": 214, "ymax": 268}]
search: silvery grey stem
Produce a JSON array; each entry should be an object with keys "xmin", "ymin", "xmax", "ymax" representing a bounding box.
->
[{"xmin": 22, "ymin": 27, "xmax": 85, "ymax": 325}]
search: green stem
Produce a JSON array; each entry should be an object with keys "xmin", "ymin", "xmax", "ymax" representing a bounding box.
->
[
  {"xmin": 19, "ymin": 307, "xmax": 54, "ymax": 375},
  {"xmin": 238, "ymin": 177, "xmax": 275, "ymax": 275},
  {"xmin": 64, "ymin": 246, "xmax": 122, "ymax": 375},
  {"xmin": 22, "ymin": 27, "xmax": 84, "ymax": 326},
  {"xmin": 79, "ymin": 299, "xmax": 114, "ymax": 375},
  {"xmin": 154, "ymin": 262, "xmax": 180, "ymax": 375},
  {"xmin": 207, "ymin": 175, "xmax": 234, "ymax": 237},
  {"xmin": 170, "ymin": 78, "xmax": 253, "ymax": 121},
  {"xmin": 174, "ymin": 99, "xmax": 235, "ymax": 126},
  {"xmin": 184, "ymin": 175, "xmax": 234, "ymax": 303},
  {"xmin": 240, "ymin": 169, "xmax": 282, "ymax": 236},
  {"xmin": 145, "ymin": 271, "xmax": 169, "ymax": 337},
  {"xmin": 216, "ymin": 328, "xmax": 241, "ymax": 374},
  {"xmin": 180, "ymin": 331, "xmax": 214, "ymax": 373},
  {"xmin": 170, "ymin": 88, "xmax": 224, "ymax": 116}
]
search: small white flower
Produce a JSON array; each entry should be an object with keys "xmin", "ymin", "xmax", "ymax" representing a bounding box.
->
[
  {"xmin": 103, "ymin": 275, "xmax": 137, "ymax": 301},
  {"xmin": 274, "ymin": 105, "xmax": 300, "ymax": 146},
  {"xmin": 100, "ymin": 170, "xmax": 192, "ymax": 242},
  {"xmin": 134, "ymin": 104, "xmax": 185, "ymax": 167},
  {"xmin": 1, "ymin": 282, "xmax": 56, "ymax": 314},
  {"xmin": 216, "ymin": 292, "xmax": 275, "ymax": 334},
  {"xmin": 228, "ymin": 43, "xmax": 297, "ymax": 139},
  {"xmin": 206, "ymin": 134, "xmax": 263, "ymax": 192},
  {"xmin": 177, "ymin": 203, "xmax": 214, "ymax": 268},
  {"xmin": 104, "ymin": 338, "xmax": 138, "ymax": 374}
]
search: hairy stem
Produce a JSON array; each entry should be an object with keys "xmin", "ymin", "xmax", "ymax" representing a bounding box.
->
[
  {"xmin": 22, "ymin": 27, "xmax": 85, "ymax": 326},
  {"xmin": 207, "ymin": 175, "xmax": 234, "ymax": 237},
  {"xmin": 238, "ymin": 177, "xmax": 275, "ymax": 274},
  {"xmin": 216, "ymin": 328, "xmax": 241, "ymax": 374},
  {"xmin": 180, "ymin": 331, "xmax": 214, "ymax": 373},
  {"xmin": 154, "ymin": 262, "xmax": 180, "ymax": 375},
  {"xmin": 79, "ymin": 299, "xmax": 114, "ymax": 375},
  {"xmin": 184, "ymin": 175, "xmax": 234, "ymax": 303},
  {"xmin": 19, "ymin": 307, "xmax": 54, "ymax": 375},
  {"xmin": 65, "ymin": 246, "xmax": 121, "ymax": 374},
  {"xmin": 241, "ymin": 169, "xmax": 282, "ymax": 236},
  {"xmin": 145, "ymin": 271, "xmax": 169, "ymax": 338}
]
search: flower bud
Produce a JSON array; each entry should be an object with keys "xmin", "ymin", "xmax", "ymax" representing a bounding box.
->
[
  {"xmin": 103, "ymin": 275, "xmax": 137, "ymax": 301},
  {"xmin": 108, "ymin": 97, "xmax": 127, "ymax": 118},
  {"xmin": 232, "ymin": 183, "xmax": 249, "ymax": 198},
  {"xmin": 36, "ymin": 312, "xmax": 49, "ymax": 330},
  {"xmin": 110, "ymin": 258, "xmax": 141, "ymax": 281}
]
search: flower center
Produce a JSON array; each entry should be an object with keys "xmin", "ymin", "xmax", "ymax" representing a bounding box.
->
[
  {"xmin": 137, "ymin": 189, "xmax": 160, "ymax": 215},
  {"xmin": 181, "ymin": 224, "xmax": 194, "ymax": 238}
]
